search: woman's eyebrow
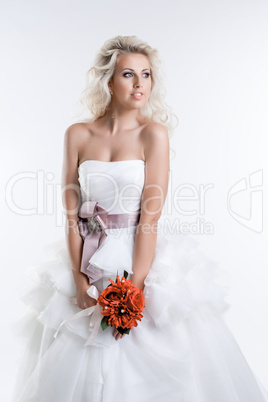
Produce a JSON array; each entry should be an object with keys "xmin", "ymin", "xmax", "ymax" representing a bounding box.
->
[{"xmin": 121, "ymin": 68, "xmax": 151, "ymax": 72}]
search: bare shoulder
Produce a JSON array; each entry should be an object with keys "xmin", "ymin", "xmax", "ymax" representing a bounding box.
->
[
  {"xmin": 64, "ymin": 122, "xmax": 93, "ymax": 159},
  {"xmin": 140, "ymin": 122, "xmax": 169, "ymax": 159},
  {"xmin": 62, "ymin": 123, "xmax": 92, "ymax": 170},
  {"xmin": 141, "ymin": 121, "xmax": 168, "ymax": 144},
  {"xmin": 64, "ymin": 122, "xmax": 90, "ymax": 143}
]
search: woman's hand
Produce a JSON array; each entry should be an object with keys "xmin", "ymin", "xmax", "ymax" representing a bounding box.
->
[
  {"xmin": 76, "ymin": 284, "xmax": 97, "ymax": 309},
  {"xmin": 73, "ymin": 273, "xmax": 97, "ymax": 309},
  {"xmin": 112, "ymin": 327, "xmax": 125, "ymax": 341},
  {"xmin": 112, "ymin": 327, "xmax": 132, "ymax": 341}
]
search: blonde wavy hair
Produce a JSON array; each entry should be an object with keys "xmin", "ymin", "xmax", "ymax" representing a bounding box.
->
[{"xmin": 75, "ymin": 35, "xmax": 178, "ymax": 156}]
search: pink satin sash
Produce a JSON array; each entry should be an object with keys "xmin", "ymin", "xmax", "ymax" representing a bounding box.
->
[{"xmin": 78, "ymin": 201, "xmax": 140, "ymax": 283}]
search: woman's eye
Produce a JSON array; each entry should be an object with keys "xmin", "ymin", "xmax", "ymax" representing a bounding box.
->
[{"xmin": 123, "ymin": 72, "xmax": 151, "ymax": 78}]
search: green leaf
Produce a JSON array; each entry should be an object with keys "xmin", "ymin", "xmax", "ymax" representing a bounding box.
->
[
  {"xmin": 101, "ymin": 316, "xmax": 109, "ymax": 331},
  {"xmin": 123, "ymin": 270, "xmax": 128, "ymax": 279}
]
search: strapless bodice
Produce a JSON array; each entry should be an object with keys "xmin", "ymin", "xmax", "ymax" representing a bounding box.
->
[{"xmin": 78, "ymin": 159, "xmax": 145, "ymax": 215}]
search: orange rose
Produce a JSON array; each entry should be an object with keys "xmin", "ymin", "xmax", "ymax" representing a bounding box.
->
[
  {"xmin": 97, "ymin": 284, "xmax": 122, "ymax": 307},
  {"xmin": 126, "ymin": 287, "xmax": 145, "ymax": 312}
]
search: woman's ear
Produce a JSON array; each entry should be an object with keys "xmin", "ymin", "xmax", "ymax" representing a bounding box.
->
[{"xmin": 108, "ymin": 82, "xmax": 113, "ymax": 94}]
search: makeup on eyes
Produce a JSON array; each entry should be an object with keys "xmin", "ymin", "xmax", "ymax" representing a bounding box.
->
[{"xmin": 123, "ymin": 71, "xmax": 150, "ymax": 78}]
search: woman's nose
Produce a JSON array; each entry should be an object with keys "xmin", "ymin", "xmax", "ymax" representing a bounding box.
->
[{"xmin": 134, "ymin": 81, "xmax": 143, "ymax": 88}]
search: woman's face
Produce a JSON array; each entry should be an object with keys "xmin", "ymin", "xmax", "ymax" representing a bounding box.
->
[{"xmin": 108, "ymin": 53, "xmax": 152, "ymax": 110}]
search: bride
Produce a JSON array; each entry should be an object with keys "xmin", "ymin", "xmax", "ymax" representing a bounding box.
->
[
  {"xmin": 11, "ymin": 35, "xmax": 268, "ymax": 401},
  {"xmin": 63, "ymin": 42, "xmax": 170, "ymax": 342}
]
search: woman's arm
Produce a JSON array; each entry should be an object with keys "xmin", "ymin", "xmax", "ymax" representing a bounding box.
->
[
  {"xmin": 130, "ymin": 123, "xmax": 170, "ymax": 290},
  {"xmin": 61, "ymin": 124, "xmax": 96, "ymax": 308}
]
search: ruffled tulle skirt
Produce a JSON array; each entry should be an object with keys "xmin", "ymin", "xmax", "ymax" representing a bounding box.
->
[{"xmin": 11, "ymin": 228, "xmax": 268, "ymax": 402}]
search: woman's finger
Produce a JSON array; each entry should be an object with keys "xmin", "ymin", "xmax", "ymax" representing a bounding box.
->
[{"xmin": 113, "ymin": 328, "xmax": 126, "ymax": 341}]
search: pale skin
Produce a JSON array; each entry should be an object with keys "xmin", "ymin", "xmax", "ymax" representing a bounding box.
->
[{"xmin": 62, "ymin": 53, "xmax": 170, "ymax": 341}]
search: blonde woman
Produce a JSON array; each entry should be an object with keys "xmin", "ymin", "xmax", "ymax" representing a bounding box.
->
[{"xmin": 12, "ymin": 35, "xmax": 268, "ymax": 401}]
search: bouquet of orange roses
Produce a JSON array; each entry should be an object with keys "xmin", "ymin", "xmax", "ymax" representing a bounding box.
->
[{"xmin": 97, "ymin": 271, "xmax": 145, "ymax": 335}]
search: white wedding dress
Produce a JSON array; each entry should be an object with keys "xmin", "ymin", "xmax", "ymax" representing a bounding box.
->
[{"xmin": 11, "ymin": 159, "xmax": 268, "ymax": 401}]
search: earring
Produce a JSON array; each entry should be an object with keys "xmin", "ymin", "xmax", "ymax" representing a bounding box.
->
[{"xmin": 110, "ymin": 91, "xmax": 113, "ymax": 95}]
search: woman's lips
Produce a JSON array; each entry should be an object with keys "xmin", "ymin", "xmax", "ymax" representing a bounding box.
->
[{"xmin": 131, "ymin": 93, "xmax": 144, "ymax": 99}]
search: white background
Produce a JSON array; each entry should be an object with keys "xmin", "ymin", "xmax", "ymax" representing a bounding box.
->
[{"xmin": 1, "ymin": 0, "xmax": 268, "ymax": 400}]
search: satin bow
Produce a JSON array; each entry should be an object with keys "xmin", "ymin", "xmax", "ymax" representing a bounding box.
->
[
  {"xmin": 54, "ymin": 285, "xmax": 103, "ymax": 346},
  {"xmin": 78, "ymin": 201, "xmax": 109, "ymax": 283}
]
